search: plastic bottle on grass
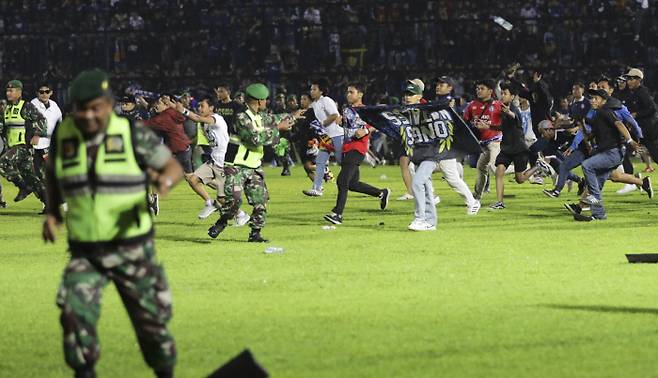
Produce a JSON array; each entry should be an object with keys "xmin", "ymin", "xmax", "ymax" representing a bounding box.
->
[{"xmin": 264, "ymin": 247, "xmax": 285, "ymax": 254}]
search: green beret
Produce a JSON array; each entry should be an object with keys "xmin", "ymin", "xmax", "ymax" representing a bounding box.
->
[
  {"xmin": 6, "ymin": 80, "xmax": 23, "ymax": 89},
  {"xmin": 245, "ymin": 83, "xmax": 269, "ymax": 100},
  {"xmin": 69, "ymin": 69, "xmax": 111, "ymax": 105}
]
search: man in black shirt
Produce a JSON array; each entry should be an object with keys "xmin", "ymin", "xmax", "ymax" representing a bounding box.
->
[
  {"xmin": 623, "ymin": 68, "xmax": 658, "ymax": 162},
  {"xmin": 490, "ymin": 85, "xmax": 547, "ymax": 209},
  {"xmin": 214, "ymin": 83, "xmax": 245, "ymax": 129},
  {"xmin": 575, "ymin": 89, "xmax": 638, "ymax": 221}
]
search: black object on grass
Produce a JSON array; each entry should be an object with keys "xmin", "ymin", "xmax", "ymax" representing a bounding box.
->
[
  {"xmin": 207, "ymin": 349, "xmax": 268, "ymax": 378},
  {"xmin": 626, "ymin": 254, "xmax": 658, "ymax": 263}
]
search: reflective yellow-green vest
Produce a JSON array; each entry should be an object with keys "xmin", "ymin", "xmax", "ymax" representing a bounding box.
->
[
  {"xmin": 197, "ymin": 122, "xmax": 209, "ymax": 146},
  {"xmin": 3, "ymin": 100, "xmax": 26, "ymax": 147},
  {"xmin": 226, "ymin": 109, "xmax": 264, "ymax": 169},
  {"xmin": 54, "ymin": 112, "xmax": 152, "ymax": 244}
]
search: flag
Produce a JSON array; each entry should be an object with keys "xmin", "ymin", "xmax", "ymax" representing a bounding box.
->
[{"xmin": 355, "ymin": 103, "xmax": 482, "ymax": 155}]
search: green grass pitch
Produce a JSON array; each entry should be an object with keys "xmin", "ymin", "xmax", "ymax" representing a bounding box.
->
[{"xmin": 1, "ymin": 164, "xmax": 658, "ymax": 378}]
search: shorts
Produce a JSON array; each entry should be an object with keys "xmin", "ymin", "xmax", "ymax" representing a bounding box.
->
[
  {"xmin": 495, "ymin": 150, "xmax": 529, "ymax": 173},
  {"xmin": 174, "ymin": 147, "xmax": 193, "ymax": 173},
  {"xmin": 193, "ymin": 162, "xmax": 226, "ymax": 196}
]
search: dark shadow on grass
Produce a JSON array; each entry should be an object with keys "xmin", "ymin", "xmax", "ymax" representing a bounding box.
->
[
  {"xmin": 158, "ymin": 235, "xmax": 213, "ymax": 244},
  {"xmin": 157, "ymin": 221, "xmax": 200, "ymax": 227},
  {"xmin": 541, "ymin": 304, "xmax": 658, "ymax": 315},
  {"xmin": 0, "ymin": 211, "xmax": 41, "ymax": 217}
]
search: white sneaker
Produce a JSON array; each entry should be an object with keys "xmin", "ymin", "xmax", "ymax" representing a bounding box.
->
[
  {"xmin": 467, "ymin": 200, "xmax": 481, "ymax": 215},
  {"xmin": 303, "ymin": 189, "xmax": 323, "ymax": 197},
  {"xmin": 530, "ymin": 175, "xmax": 544, "ymax": 185},
  {"xmin": 408, "ymin": 219, "xmax": 436, "ymax": 231},
  {"xmin": 234, "ymin": 210, "xmax": 250, "ymax": 227},
  {"xmin": 616, "ymin": 183, "xmax": 638, "ymax": 194},
  {"xmin": 397, "ymin": 193, "xmax": 414, "ymax": 201},
  {"xmin": 433, "ymin": 195, "xmax": 441, "ymax": 205},
  {"xmin": 198, "ymin": 203, "xmax": 218, "ymax": 219}
]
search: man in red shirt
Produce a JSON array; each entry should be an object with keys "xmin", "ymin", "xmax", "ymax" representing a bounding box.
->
[
  {"xmin": 463, "ymin": 79, "xmax": 503, "ymax": 200},
  {"xmin": 144, "ymin": 96, "xmax": 192, "ymax": 174},
  {"xmin": 324, "ymin": 83, "xmax": 390, "ymax": 225}
]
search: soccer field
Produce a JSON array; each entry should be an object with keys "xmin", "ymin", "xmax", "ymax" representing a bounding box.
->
[{"xmin": 1, "ymin": 165, "xmax": 658, "ymax": 378}]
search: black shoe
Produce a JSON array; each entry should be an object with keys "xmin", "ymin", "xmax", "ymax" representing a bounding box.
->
[
  {"xmin": 208, "ymin": 221, "xmax": 228, "ymax": 239},
  {"xmin": 489, "ymin": 201, "xmax": 505, "ymax": 210},
  {"xmin": 573, "ymin": 213, "xmax": 595, "ymax": 222},
  {"xmin": 155, "ymin": 369, "xmax": 173, "ymax": 378},
  {"xmin": 248, "ymin": 229, "xmax": 269, "ymax": 243},
  {"xmin": 13, "ymin": 187, "xmax": 32, "ymax": 202},
  {"xmin": 543, "ymin": 189, "xmax": 560, "ymax": 198},
  {"xmin": 642, "ymin": 176, "xmax": 653, "ymax": 199},
  {"xmin": 564, "ymin": 203, "xmax": 582, "ymax": 215},
  {"xmin": 379, "ymin": 188, "xmax": 390, "ymax": 210},
  {"xmin": 281, "ymin": 168, "xmax": 291, "ymax": 176},
  {"xmin": 0, "ymin": 199, "xmax": 6, "ymax": 208},
  {"xmin": 577, "ymin": 179, "xmax": 587, "ymax": 196},
  {"xmin": 324, "ymin": 212, "xmax": 343, "ymax": 225},
  {"xmin": 74, "ymin": 366, "xmax": 96, "ymax": 378}
]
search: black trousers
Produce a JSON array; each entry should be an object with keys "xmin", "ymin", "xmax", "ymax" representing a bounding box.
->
[
  {"xmin": 644, "ymin": 137, "xmax": 658, "ymax": 165},
  {"xmin": 33, "ymin": 148, "xmax": 47, "ymax": 176},
  {"xmin": 622, "ymin": 147, "xmax": 634, "ymax": 174},
  {"xmin": 332, "ymin": 150, "xmax": 382, "ymax": 215}
]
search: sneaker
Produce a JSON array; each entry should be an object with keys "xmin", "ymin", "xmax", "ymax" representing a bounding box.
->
[
  {"xmin": 302, "ymin": 189, "xmax": 323, "ymax": 197},
  {"xmin": 324, "ymin": 212, "xmax": 343, "ymax": 225},
  {"xmin": 397, "ymin": 193, "xmax": 414, "ymax": 201},
  {"xmin": 616, "ymin": 183, "xmax": 637, "ymax": 194},
  {"xmin": 379, "ymin": 188, "xmax": 390, "ymax": 210},
  {"xmin": 408, "ymin": 219, "xmax": 436, "ymax": 231},
  {"xmin": 234, "ymin": 210, "xmax": 250, "ymax": 226},
  {"xmin": 530, "ymin": 175, "xmax": 544, "ymax": 185},
  {"xmin": 248, "ymin": 229, "xmax": 269, "ymax": 243},
  {"xmin": 564, "ymin": 203, "xmax": 582, "ymax": 215},
  {"xmin": 208, "ymin": 221, "xmax": 228, "ymax": 239},
  {"xmin": 543, "ymin": 189, "xmax": 560, "ymax": 198},
  {"xmin": 642, "ymin": 176, "xmax": 653, "ymax": 199},
  {"xmin": 489, "ymin": 201, "xmax": 505, "ymax": 210},
  {"xmin": 577, "ymin": 179, "xmax": 587, "ymax": 196},
  {"xmin": 536, "ymin": 159, "xmax": 552, "ymax": 176},
  {"xmin": 281, "ymin": 168, "xmax": 291, "ymax": 176},
  {"xmin": 581, "ymin": 195, "xmax": 601, "ymax": 206},
  {"xmin": 198, "ymin": 203, "xmax": 218, "ymax": 219},
  {"xmin": 574, "ymin": 213, "xmax": 606, "ymax": 222},
  {"xmin": 433, "ymin": 195, "xmax": 441, "ymax": 205},
  {"xmin": 13, "ymin": 187, "xmax": 32, "ymax": 202},
  {"xmin": 467, "ymin": 200, "xmax": 481, "ymax": 215}
]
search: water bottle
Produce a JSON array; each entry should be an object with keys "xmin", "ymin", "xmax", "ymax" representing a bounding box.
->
[
  {"xmin": 321, "ymin": 225, "xmax": 336, "ymax": 230},
  {"xmin": 264, "ymin": 247, "xmax": 285, "ymax": 254}
]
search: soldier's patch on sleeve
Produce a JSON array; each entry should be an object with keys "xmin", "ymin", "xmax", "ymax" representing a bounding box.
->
[
  {"xmin": 105, "ymin": 134, "xmax": 125, "ymax": 154},
  {"xmin": 62, "ymin": 138, "xmax": 79, "ymax": 159}
]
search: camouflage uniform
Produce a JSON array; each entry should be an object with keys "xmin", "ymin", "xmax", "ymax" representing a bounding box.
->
[
  {"xmin": 0, "ymin": 100, "xmax": 47, "ymax": 199},
  {"xmin": 220, "ymin": 111, "xmax": 282, "ymax": 230},
  {"xmin": 52, "ymin": 124, "xmax": 177, "ymax": 373}
]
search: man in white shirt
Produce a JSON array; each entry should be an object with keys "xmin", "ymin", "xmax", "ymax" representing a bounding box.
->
[
  {"xmin": 177, "ymin": 96, "xmax": 247, "ymax": 224},
  {"xmin": 31, "ymin": 83, "xmax": 62, "ymax": 209},
  {"xmin": 304, "ymin": 79, "xmax": 343, "ymax": 196}
]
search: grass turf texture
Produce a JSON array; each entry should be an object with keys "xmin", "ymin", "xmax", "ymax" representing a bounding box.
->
[{"xmin": 1, "ymin": 164, "xmax": 657, "ymax": 378}]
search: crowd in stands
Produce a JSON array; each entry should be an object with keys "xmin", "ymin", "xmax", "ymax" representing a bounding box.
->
[{"xmin": 1, "ymin": 0, "xmax": 657, "ymax": 106}]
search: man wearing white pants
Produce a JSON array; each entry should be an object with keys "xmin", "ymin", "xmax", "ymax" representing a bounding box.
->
[{"xmin": 437, "ymin": 158, "xmax": 480, "ymax": 215}]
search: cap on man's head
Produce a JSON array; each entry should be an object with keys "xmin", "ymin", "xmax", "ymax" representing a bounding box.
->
[
  {"xmin": 624, "ymin": 68, "xmax": 644, "ymax": 80},
  {"xmin": 436, "ymin": 76, "xmax": 455, "ymax": 87},
  {"xmin": 537, "ymin": 120, "xmax": 553, "ymax": 131},
  {"xmin": 121, "ymin": 96, "xmax": 135, "ymax": 103},
  {"xmin": 587, "ymin": 88, "xmax": 609, "ymax": 99},
  {"xmin": 69, "ymin": 69, "xmax": 111, "ymax": 105},
  {"xmin": 245, "ymin": 83, "xmax": 269, "ymax": 100},
  {"xmin": 475, "ymin": 79, "xmax": 496, "ymax": 90},
  {"xmin": 286, "ymin": 94, "xmax": 297, "ymax": 102},
  {"xmin": 6, "ymin": 80, "xmax": 23, "ymax": 89},
  {"xmin": 404, "ymin": 81, "xmax": 424, "ymax": 96}
]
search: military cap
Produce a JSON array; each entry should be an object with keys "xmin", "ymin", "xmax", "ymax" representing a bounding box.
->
[
  {"xmin": 6, "ymin": 80, "xmax": 23, "ymax": 89},
  {"xmin": 404, "ymin": 81, "xmax": 423, "ymax": 96},
  {"xmin": 69, "ymin": 69, "xmax": 111, "ymax": 105},
  {"xmin": 245, "ymin": 83, "xmax": 269, "ymax": 100}
]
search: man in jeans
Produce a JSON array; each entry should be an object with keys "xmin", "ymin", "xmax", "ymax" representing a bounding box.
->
[
  {"xmin": 575, "ymin": 89, "xmax": 639, "ymax": 221},
  {"xmin": 463, "ymin": 79, "xmax": 503, "ymax": 200},
  {"xmin": 303, "ymin": 79, "xmax": 343, "ymax": 196},
  {"xmin": 324, "ymin": 83, "xmax": 390, "ymax": 225}
]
